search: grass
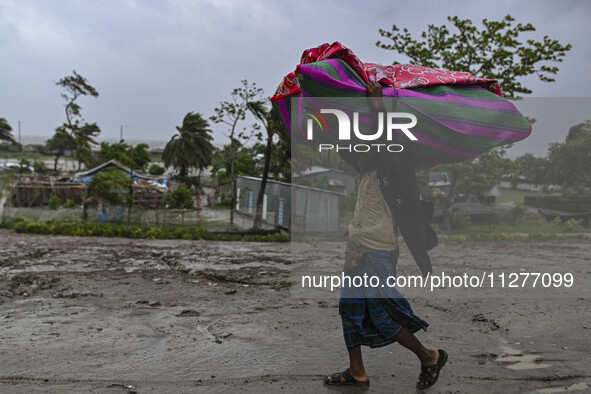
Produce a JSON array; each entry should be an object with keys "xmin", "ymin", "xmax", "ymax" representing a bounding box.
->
[
  {"xmin": 0, "ymin": 218, "xmax": 289, "ymax": 242},
  {"xmin": 436, "ymin": 220, "xmax": 591, "ymax": 235},
  {"xmin": 495, "ymin": 187, "xmax": 546, "ymax": 205}
]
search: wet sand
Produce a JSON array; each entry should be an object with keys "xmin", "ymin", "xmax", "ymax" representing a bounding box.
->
[{"xmin": 0, "ymin": 229, "xmax": 590, "ymax": 393}]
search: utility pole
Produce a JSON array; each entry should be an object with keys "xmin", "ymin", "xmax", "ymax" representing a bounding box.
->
[
  {"xmin": 120, "ymin": 125, "xmax": 123, "ymax": 141},
  {"xmin": 18, "ymin": 120, "xmax": 21, "ymax": 145}
]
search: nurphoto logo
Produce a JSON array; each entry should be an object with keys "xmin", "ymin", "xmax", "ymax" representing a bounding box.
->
[{"xmin": 305, "ymin": 108, "xmax": 418, "ymax": 153}]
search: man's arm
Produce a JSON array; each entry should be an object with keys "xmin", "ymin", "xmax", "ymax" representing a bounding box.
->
[
  {"xmin": 337, "ymin": 80, "xmax": 386, "ymax": 172},
  {"xmin": 367, "ymin": 80, "xmax": 386, "ymax": 113}
]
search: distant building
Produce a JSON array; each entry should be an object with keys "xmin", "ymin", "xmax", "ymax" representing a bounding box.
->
[
  {"xmin": 236, "ymin": 176, "xmax": 343, "ymax": 233},
  {"xmin": 292, "ymin": 166, "xmax": 356, "ymax": 195},
  {"xmin": 67, "ymin": 159, "xmax": 166, "ymax": 187},
  {"xmin": 64, "ymin": 159, "xmax": 168, "ymax": 209}
]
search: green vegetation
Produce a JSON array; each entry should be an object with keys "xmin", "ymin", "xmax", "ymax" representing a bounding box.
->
[
  {"xmin": 148, "ymin": 164, "xmax": 165, "ymax": 175},
  {"xmin": 164, "ymin": 187, "xmax": 193, "ymax": 209},
  {"xmin": 64, "ymin": 199, "xmax": 76, "ymax": 208},
  {"xmin": 377, "ymin": 15, "xmax": 572, "ymax": 229},
  {"xmin": 48, "ymin": 195, "xmax": 60, "ymax": 210},
  {"xmin": 495, "ymin": 188, "xmax": 545, "ymax": 205},
  {"xmin": 435, "ymin": 216, "xmax": 590, "ymax": 243},
  {"xmin": 95, "ymin": 141, "xmax": 151, "ymax": 171},
  {"xmin": 0, "ymin": 219, "xmax": 289, "ymax": 242},
  {"xmin": 53, "ymin": 71, "xmax": 101, "ymax": 169},
  {"xmin": 163, "ymin": 112, "xmax": 214, "ymax": 180}
]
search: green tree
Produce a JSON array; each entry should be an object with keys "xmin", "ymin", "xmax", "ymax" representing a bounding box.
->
[
  {"xmin": 377, "ymin": 15, "xmax": 571, "ymax": 98},
  {"xmin": 148, "ymin": 164, "xmax": 165, "ymax": 176},
  {"xmin": 210, "ymin": 80, "xmax": 264, "ymax": 226},
  {"xmin": 377, "ymin": 15, "xmax": 571, "ymax": 228},
  {"xmin": 46, "ymin": 127, "xmax": 76, "ymax": 172},
  {"xmin": 164, "ymin": 187, "xmax": 193, "ymax": 209},
  {"xmin": 73, "ymin": 122, "xmax": 101, "ymax": 168},
  {"xmin": 547, "ymin": 120, "xmax": 591, "ymax": 194},
  {"xmin": 95, "ymin": 141, "xmax": 151, "ymax": 171},
  {"xmin": 211, "ymin": 144, "xmax": 259, "ymax": 185},
  {"xmin": 48, "ymin": 195, "xmax": 60, "ymax": 210},
  {"xmin": 0, "ymin": 118, "xmax": 17, "ymax": 144},
  {"xmin": 32, "ymin": 159, "xmax": 48, "ymax": 174},
  {"xmin": 456, "ymin": 149, "xmax": 511, "ymax": 199},
  {"xmin": 83, "ymin": 167, "xmax": 130, "ymax": 220},
  {"xmin": 509, "ymin": 153, "xmax": 549, "ymax": 187},
  {"xmin": 55, "ymin": 70, "xmax": 101, "ymax": 169},
  {"xmin": 163, "ymin": 112, "xmax": 214, "ymax": 182},
  {"xmin": 16, "ymin": 158, "xmax": 33, "ymax": 173}
]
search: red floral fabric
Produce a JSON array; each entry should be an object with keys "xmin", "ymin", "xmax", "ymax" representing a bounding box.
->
[{"xmin": 271, "ymin": 41, "xmax": 501, "ymax": 102}]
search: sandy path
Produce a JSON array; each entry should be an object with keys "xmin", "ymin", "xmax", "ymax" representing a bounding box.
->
[{"xmin": 0, "ymin": 229, "xmax": 589, "ymax": 393}]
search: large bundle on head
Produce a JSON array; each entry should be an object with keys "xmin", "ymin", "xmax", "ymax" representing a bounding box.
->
[{"xmin": 271, "ymin": 42, "xmax": 531, "ymax": 169}]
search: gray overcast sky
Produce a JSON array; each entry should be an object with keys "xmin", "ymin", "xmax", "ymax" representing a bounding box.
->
[{"xmin": 1, "ymin": 0, "xmax": 590, "ymax": 156}]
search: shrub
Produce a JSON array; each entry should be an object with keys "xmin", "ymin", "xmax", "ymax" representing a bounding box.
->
[
  {"xmin": 562, "ymin": 218, "xmax": 585, "ymax": 233},
  {"xmin": 148, "ymin": 164, "xmax": 165, "ymax": 175},
  {"xmin": 450, "ymin": 214, "xmax": 471, "ymax": 230},
  {"xmin": 4, "ymin": 219, "xmax": 289, "ymax": 242},
  {"xmin": 502, "ymin": 206, "xmax": 525, "ymax": 225},
  {"xmin": 33, "ymin": 160, "xmax": 48, "ymax": 174},
  {"xmin": 48, "ymin": 195, "xmax": 60, "ymax": 210},
  {"xmin": 164, "ymin": 187, "xmax": 193, "ymax": 209},
  {"xmin": 64, "ymin": 199, "xmax": 76, "ymax": 209}
]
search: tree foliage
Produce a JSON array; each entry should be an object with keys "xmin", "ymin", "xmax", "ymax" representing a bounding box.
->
[
  {"xmin": 54, "ymin": 71, "xmax": 101, "ymax": 169},
  {"xmin": 211, "ymin": 144, "xmax": 259, "ymax": 185},
  {"xmin": 0, "ymin": 118, "xmax": 16, "ymax": 144},
  {"xmin": 148, "ymin": 164, "xmax": 165, "ymax": 176},
  {"xmin": 163, "ymin": 112, "xmax": 214, "ymax": 180},
  {"xmin": 46, "ymin": 127, "xmax": 76, "ymax": 172},
  {"xmin": 249, "ymin": 103, "xmax": 291, "ymax": 181},
  {"xmin": 95, "ymin": 141, "xmax": 151, "ymax": 171},
  {"xmin": 86, "ymin": 167, "xmax": 130, "ymax": 206},
  {"xmin": 164, "ymin": 187, "xmax": 193, "ymax": 209},
  {"xmin": 376, "ymin": 15, "xmax": 571, "ymax": 228},
  {"xmin": 210, "ymin": 80, "xmax": 264, "ymax": 226},
  {"xmin": 456, "ymin": 149, "xmax": 511, "ymax": 198},
  {"xmin": 507, "ymin": 153, "xmax": 549, "ymax": 187},
  {"xmin": 377, "ymin": 15, "xmax": 571, "ymax": 98},
  {"xmin": 547, "ymin": 120, "xmax": 591, "ymax": 193}
]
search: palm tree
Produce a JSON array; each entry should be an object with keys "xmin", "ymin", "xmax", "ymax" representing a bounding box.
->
[
  {"xmin": 163, "ymin": 112, "xmax": 214, "ymax": 181},
  {"xmin": 0, "ymin": 118, "xmax": 16, "ymax": 144}
]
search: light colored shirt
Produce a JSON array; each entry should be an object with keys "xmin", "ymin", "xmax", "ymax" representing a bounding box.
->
[{"xmin": 348, "ymin": 170, "xmax": 397, "ymax": 251}]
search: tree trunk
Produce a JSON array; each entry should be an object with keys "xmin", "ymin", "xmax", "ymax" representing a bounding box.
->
[
  {"xmin": 229, "ymin": 159, "xmax": 235, "ymax": 227},
  {"xmin": 53, "ymin": 154, "xmax": 61, "ymax": 173},
  {"xmin": 252, "ymin": 135, "xmax": 272, "ymax": 229},
  {"xmin": 441, "ymin": 170, "xmax": 459, "ymax": 230}
]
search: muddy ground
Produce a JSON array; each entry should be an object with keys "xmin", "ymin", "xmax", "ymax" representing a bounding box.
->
[{"xmin": 0, "ymin": 229, "xmax": 590, "ymax": 393}]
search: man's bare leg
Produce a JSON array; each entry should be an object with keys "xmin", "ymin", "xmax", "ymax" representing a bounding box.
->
[
  {"xmin": 394, "ymin": 327, "xmax": 439, "ymax": 366},
  {"xmin": 325, "ymin": 346, "xmax": 369, "ymax": 383}
]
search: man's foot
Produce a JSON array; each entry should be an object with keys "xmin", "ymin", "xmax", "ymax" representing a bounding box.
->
[
  {"xmin": 420, "ymin": 348, "xmax": 439, "ymax": 366},
  {"xmin": 416, "ymin": 349, "xmax": 448, "ymax": 389},
  {"xmin": 324, "ymin": 369, "xmax": 369, "ymax": 387}
]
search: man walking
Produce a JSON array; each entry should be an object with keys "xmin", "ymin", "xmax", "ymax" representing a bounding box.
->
[{"xmin": 324, "ymin": 80, "xmax": 447, "ymax": 390}]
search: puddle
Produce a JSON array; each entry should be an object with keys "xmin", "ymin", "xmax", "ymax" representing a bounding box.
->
[{"xmin": 496, "ymin": 345, "xmax": 552, "ymax": 370}]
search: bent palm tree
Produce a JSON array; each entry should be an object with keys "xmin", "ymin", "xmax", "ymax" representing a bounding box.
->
[
  {"xmin": 0, "ymin": 118, "xmax": 16, "ymax": 144},
  {"xmin": 163, "ymin": 112, "xmax": 214, "ymax": 180}
]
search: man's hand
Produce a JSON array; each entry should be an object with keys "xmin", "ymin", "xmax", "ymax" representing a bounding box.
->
[{"xmin": 367, "ymin": 80, "xmax": 385, "ymax": 112}]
